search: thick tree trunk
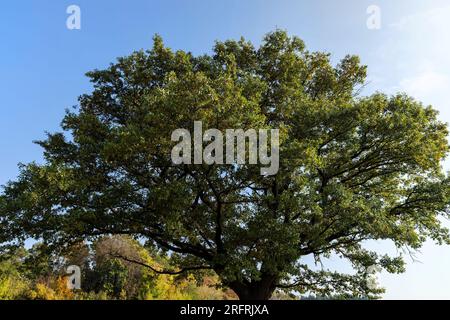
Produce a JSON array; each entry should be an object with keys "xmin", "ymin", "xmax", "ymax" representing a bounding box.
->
[{"xmin": 228, "ymin": 275, "xmax": 278, "ymax": 300}]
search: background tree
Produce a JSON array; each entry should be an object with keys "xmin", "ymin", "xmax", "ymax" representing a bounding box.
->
[
  {"xmin": 0, "ymin": 236, "xmax": 230, "ymax": 300},
  {"xmin": 0, "ymin": 248, "xmax": 29, "ymax": 299},
  {"xmin": 1, "ymin": 30, "xmax": 450, "ymax": 300}
]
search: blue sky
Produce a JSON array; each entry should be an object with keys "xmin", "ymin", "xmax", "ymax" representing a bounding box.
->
[{"xmin": 1, "ymin": 0, "xmax": 450, "ymax": 299}]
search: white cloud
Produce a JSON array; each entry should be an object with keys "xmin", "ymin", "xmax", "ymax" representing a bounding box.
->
[
  {"xmin": 371, "ymin": 6, "xmax": 450, "ymax": 112},
  {"xmin": 399, "ymin": 70, "xmax": 450, "ymax": 101},
  {"xmin": 390, "ymin": 5, "xmax": 450, "ymax": 30}
]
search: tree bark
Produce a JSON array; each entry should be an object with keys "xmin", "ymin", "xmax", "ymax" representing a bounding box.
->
[{"xmin": 228, "ymin": 274, "xmax": 278, "ymax": 300}]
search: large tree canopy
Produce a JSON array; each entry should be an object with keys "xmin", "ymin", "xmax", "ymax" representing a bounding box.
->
[{"xmin": 1, "ymin": 30, "xmax": 450, "ymax": 300}]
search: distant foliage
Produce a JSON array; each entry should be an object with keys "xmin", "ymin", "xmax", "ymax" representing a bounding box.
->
[{"xmin": 0, "ymin": 236, "xmax": 236, "ymax": 300}]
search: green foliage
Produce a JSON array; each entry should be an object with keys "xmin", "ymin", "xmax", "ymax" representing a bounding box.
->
[
  {"xmin": 0, "ymin": 250, "xmax": 29, "ymax": 299},
  {"xmin": 1, "ymin": 30, "xmax": 450, "ymax": 299},
  {"xmin": 0, "ymin": 237, "xmax": 234, "ymax": 300}
]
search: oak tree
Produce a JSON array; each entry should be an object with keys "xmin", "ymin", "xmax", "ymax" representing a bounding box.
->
[{"xmin": 1, "ymin": 31, "xmax": 450, "ymax": 299}]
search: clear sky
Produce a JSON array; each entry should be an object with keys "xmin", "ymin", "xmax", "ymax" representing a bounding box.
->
[{"xmin": 1, "ymin": 0, "xmax": 450, "ymax": 299}]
